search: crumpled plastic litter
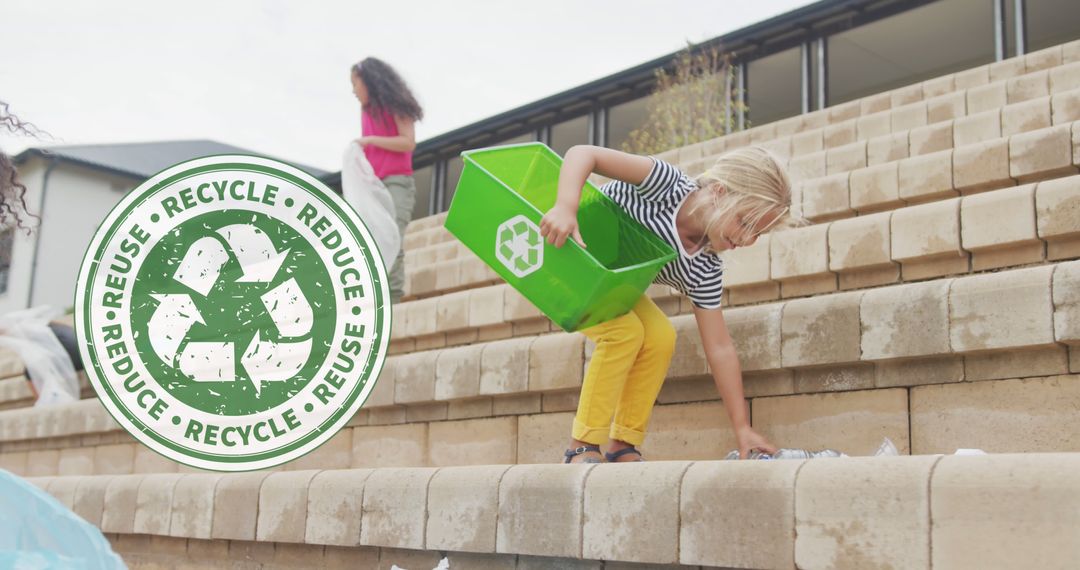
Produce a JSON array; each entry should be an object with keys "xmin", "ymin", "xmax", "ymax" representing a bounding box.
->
[
  {"xmin": 724, "ymin": 437, "xmax": 900, "ymax": 460},
  {"xmin": 0, "ymin": 306, "xmax": 79, "ymax": 407},
  {"xmin": 0, "ymin": 468, "xmax": 126, "ymax": 569},
  {"xmin": 341, "ymin": 141, "xmax": 402, "ymax": 273}
]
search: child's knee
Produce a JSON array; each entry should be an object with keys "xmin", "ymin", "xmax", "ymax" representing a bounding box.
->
[
  {"xmin": 587, "ymin": 312, "xmax": 646, "ymax": 349},
  {"xmin": 644, "ymin": 318, "xmax": 677, "ymax": 357}
]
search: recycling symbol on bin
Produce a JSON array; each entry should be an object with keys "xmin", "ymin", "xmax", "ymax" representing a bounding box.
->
[
  {"xmin": 496, "ymin": 215, "xmax": 544, "ymax": 278},
  {"xmin": 147, "ymin": 225, "xmax": 311, "ymax": 395}
]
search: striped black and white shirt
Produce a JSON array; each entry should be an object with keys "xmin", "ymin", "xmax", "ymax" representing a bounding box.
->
[{"xmin": 599, "ymin": 158, "xmax": 725, "ymax": 309}]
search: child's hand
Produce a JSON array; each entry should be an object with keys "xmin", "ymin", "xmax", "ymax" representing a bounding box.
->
[
  {"xmin": 355, "ymin": 137, "xmax": 371, "ymax": 148},
  {"xmin": 735, "ymin": 425, "xmax": 777, "ymax": 459},
  {"xmin": 540, "ymin": 204, "xmax": 587, "ymax": 249}
]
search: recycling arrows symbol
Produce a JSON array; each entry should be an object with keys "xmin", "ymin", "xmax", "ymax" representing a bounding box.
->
[
  {"xmin": 147, "ymin": 224, "xmax": 311, "ymax": 395},
  {"xmin": 495, "ymin": 215, "xmax": 544, "ymax": 278}
]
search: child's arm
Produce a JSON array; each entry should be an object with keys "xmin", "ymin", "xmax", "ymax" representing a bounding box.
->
[
  {"xmin": 693, "ymin": 304, "xmax": 779, "ymax": 459},
  {"xmin": 540, "ymin": 145, "xmax": 654, "ymax": 248},
  {"xmin": 358, "ymin": 116, "xmax": 417, "ymax": 153}
]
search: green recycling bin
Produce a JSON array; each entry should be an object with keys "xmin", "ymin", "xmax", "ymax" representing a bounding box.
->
[{"xmin": 444, "ymin": 142, "xmax": 677, "ymax": 332}]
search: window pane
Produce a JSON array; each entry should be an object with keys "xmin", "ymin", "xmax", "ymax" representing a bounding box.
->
[
  {"xmin": 607, "ymin": 97, "xmax": 648, "ymax": 151},
  {"xmin": 828, "ymin": 0, "xmax": 995, "ymax": 105},
  {"xmin": 550, "ymin": 115, "xmax": 589, "ymax": 156},
  {"xmin": 443, "ymin": 156, "xmax": 464, "ymax": 212},
  {"xmin": 747, "ymin": 46, "xmax": 802, "ymax": 126},
  {"xmin": 1026, "ymin": 0, "xmax": 1080, "ymax": 52},
  {"xmin": 412, "ymin": 165, "xmax": 433, "ymax": 220}
]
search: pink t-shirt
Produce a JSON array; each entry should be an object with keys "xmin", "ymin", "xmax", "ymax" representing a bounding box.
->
[{"xmin": 362, "ymin": 108, "xmax": 413, "ymax": 179}]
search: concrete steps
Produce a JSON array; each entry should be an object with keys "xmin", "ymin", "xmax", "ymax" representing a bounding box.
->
[{"xmin": 25, "ymin": 453, "xmax": 1080, "ymax": 569}]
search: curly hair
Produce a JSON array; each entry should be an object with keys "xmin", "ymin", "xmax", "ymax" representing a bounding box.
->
[
  {"xmin": 0, "ymin": 101, "xmax": 41, "ymax": 232},
  {"xmin": 352, "ymin": 57, "xmax": 423, "ymax": 122}
]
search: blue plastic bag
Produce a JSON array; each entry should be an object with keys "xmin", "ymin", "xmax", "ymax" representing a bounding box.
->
[{"xmin": 0, "ymin": 469, "xmax": 126, "ymax": 569}]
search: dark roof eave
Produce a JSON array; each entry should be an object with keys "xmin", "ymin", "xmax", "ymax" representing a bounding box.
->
[{"xmin": 14, "ymin": 148, "xmax": 146, "ymax": 181}]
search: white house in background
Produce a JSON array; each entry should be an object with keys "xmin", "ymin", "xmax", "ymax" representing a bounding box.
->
[{"xmin": 5, "ymin": 140, "xmax": 329, "ymax": 315}]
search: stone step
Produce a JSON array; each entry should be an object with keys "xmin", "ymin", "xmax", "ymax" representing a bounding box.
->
[
  {"xmin": 398, "ymin": 50, "xmax": 1080, "ymax": 266},
  {"xmin": 27, "ymin": 452, "xmax": 1080, "ymax": 569},
  {"xmin": 4, "ymin": 360, "xmax": 1078, "ymax": 477},
  {"xmin": 389, "ymin": 174, "xmax": 1080, "ymax": 349},
  {"xmin": 400, "ymin": 119, "xmax": 1080, "ymax": 303},
  {"xmin": 2, "ymin": 260, "xmax": 1077, "ymax": 466}
]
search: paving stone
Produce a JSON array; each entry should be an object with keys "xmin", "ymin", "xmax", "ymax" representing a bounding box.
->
[
  {"xmin": 898, "ymin": 149, "xmax": 954, "ymax": 203},
  {"xmin": 583, "ymin": 462, "xmax": 692, "ymax": 564},
  {"xmin": 724, "ymin": 303, "xmax": 782, "ymax": 372},
  {"xmin": 967, "ymin": 81, "xmax": 1008, "ymax": 114},
  {"xmin": 169, "ymin": 473, "xmax": 224, "ymax": 540},
  {"xmin": 497, "ymin": 463, "xmax": 595, "ymax": 558},
  {"xmin": 801, "ymin": 172, "xmax": 851, "ymax": 221},
  {"xmin": 305, "ymin": 468, "xmax": 373, "ymax": 546},
  {"xmin": 133, "ymin": 473, "xmax": 184, "ymax": 535},
  {"xmin": 394, "ymin": 350, "xmax": 438, "ymax": 404},
  {"xmin": 753, "ymin": 389, "xmax": 910, "ymax": 455},
  {"xmin": 861, "ymin": 280, "xmax": 951, "ymax": 360},
  {"xmin": 867, "ymin": 131, "xmax": 909, "ymax": 166},
  {"xmin": 890, "ymin": 102, "xmax": 928, "ymax": 133},
  {"xmin": 470, "ymin": 285, "xmax": 507, "ymax": 328},
  {"xmin": 949, "ymin": 265, "xmax": 1055, "ymax": 352},
  {"xmin": 954, "ymin": 109, "xmax": 1002, "ymax": 147},
  {"xmin": 1036, "ymin": 176, "xmax": 1080, "ymax": 260},
  {"xmin": 480, "ymin": 337, "xmax": 532, "ymax": 395},
  {"xmin": 350, "ymin": 423, "xmax": 427, "ymax": 468},
  {"xmin": 873, "ymin": 355, "xmax": 964, "ymax": 389},
  {"xmin": 1010, "ymin": 124, "xmax": 1078, "ymax": 182},
  {"xmin": 256, "ymin": 470, "xmax": 322, "ymax": 543},
  {"xmin": 360, "ymin": 467, "xmax": 439, "ymax": 549},
  {"xmin": 952, "ymin": 137, "xmax": 1014, "ymax": 193},
  {"xmin": 434, "ymin": 344, "xmax": 484, "ymax": 401},
  {"xmin": 911, "ymin": 375, "xmax": 1080, "ymax": 454},
  {"xmin": 681, "ymin": 460, "xmax": 801, "ymax": 569},
  {"xmin": 795, "ymin": 363, "xmax": 876, "ymax": 393},
  {"xmin": 926, "ymin": 91, "xmax": 966, "ymax": 123},
  {"xmin": 909, "ymin": 120, "xmax": 953, "ymax": 155},
  {"xmin": 100, "ymin": 474, "xmax": 144, "ymax": 533},
  {"xmin": 516, "ymin": 412, "xmax": 574, "ymax": 464},
  {"xmin": 891, "ymin": 198, "xmax": 968, "ymax": 280},
  {"xmin": 828, "ymin": 211, "xmax": 893, "ymax": 275},
  {"xmin": 963, "ymin": 346, "xmax": 1069, "ymax": 381},
  {"xmin": 528, "ymin": 334, "xmax": 585, "ymax": 392},
  {"xmin": 826, "ymin": 141, "xmax": 867, "ymax": 174},
  {"xmin": 426, "ymin": 464, "xmax": 512, "ymax": 553},
  {"xmin": 960, "ymin": 183, "xmax": 1042, "ymax": 269},
  {"xmin": 781, "ymin": 291, "xmax": 862, "ymax": 368},
  {"xmin": 796, "ymin": 456, "xmax": 939, "ymax": 570},
  {"xmin": 931, "ymin": 454, "xmax": 1080, "ymax": 569},
  {"xmin": 71, "ymin": 475, "xmax": 112, "ymax": 527},
  {"xmin": 428, "ymin": 416, "xmax": 517, "ymax": 467},
  {"xmin": 850, "ymin": 162, "xmax": 902, "ymax": 212},
  {"xmin": 210, "ymin": 472, "xmax": 271, "ymax": 541}
]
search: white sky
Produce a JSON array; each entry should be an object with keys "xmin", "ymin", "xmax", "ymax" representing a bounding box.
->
[{"xmin": 2, "ymin": 0, "xmax": 814, "ymax": 173}]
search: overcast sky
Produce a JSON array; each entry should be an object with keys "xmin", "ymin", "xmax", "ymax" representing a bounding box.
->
[{"xmin": 2, "ymin": 0, "xmax": 814, "ymax": 172}]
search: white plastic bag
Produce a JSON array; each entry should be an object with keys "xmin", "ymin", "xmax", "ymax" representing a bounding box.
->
[
  {"xmin": 341, "ymin": 142, "xmax": 401, "ymax": 272},
  {"xmin": 391, "ymin": 557, "xmax": 449, "ymax": 570},
  {"xmin": 0, "ymin": 306, "xmax": 79, "ymax": 407}
]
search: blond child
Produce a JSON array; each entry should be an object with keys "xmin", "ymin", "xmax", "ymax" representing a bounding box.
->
[{"xmin": 539, "ymin": 145, "xmax": 797, "ymax": 463}]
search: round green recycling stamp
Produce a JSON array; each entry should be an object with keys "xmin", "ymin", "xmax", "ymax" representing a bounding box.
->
[{"xmin": 75, "ymin": 155, "xmax": 391, "ymax": 472}]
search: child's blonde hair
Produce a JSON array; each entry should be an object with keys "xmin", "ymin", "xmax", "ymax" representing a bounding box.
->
[{"xmin": 689, "ymin": 146, "xmax": 801, "ymax": 247}]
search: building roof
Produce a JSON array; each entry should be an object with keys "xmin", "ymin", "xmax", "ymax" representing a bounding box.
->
[
  {"xmin": 407, "ymin": 0, "xmax": 932, "ymax": 168},
  {"xmin": 14, "ymin": 139, "xmax": 331, "ymax": 181}
]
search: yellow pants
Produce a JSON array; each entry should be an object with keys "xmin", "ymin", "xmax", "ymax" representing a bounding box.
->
[{"xmin": 573, "ymin": 295, "xmax": 676, "ymax": 447}]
